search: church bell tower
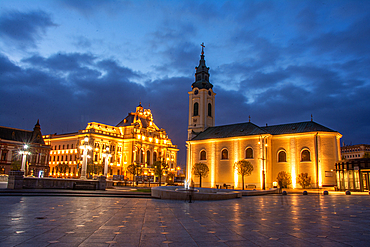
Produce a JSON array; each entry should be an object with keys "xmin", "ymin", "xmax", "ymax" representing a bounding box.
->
[{"xmin": 188, "ymin": 43, "xmax": 216, "ymax": 140}]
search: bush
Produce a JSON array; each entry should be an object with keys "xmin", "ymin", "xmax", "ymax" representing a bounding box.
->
[
  {"xmin": 276, "ymin": 171, "xmax": 292, "ymax": 188},
  {"xmin": 297, "ymin": 173, "xmax": 311, "ymax": 189}
]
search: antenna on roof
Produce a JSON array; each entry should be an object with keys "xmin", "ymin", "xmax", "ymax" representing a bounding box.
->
[
  {"xmin": 249, "ymin": 115, "xmax": 251, "ymax": 122},
  {"xmin": 311, "ymin": 114, "xmax": 313, "ymax": 121}
]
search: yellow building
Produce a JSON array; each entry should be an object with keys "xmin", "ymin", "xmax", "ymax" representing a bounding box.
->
[
  {"xmin": 186, "ymin": 47, "xmax": 342, "ymax": 189},
  {"xmin": 44, "ymin": 104, "xmax": 178, "ymax": 180}
]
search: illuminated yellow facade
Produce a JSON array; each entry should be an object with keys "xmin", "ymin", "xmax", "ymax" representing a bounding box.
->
[
  {"xmin": 43, "ymin": 104, "xmax": 178, "ymax": 179},
  {"xmin": 186, "ymin": 48, "xmax": 342, "ymax": 189}
]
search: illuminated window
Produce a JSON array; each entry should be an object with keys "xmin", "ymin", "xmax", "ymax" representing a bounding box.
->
[
  {"xmin": 245, "ymin": 148, "xmax": 253, "ymax": 159},
  {"xmin": 208, "ymin": 103, "xmax": 212, "ymax": 117},
  {"xmin": 278, "ymin": 150, "xmax": 287, "ymax": 162},
  {"xmin": 200, "ymin": 150, "xmax": 206, "ymax": 160},
  {"xmin": 221, "ymin": 149, "xmax": 228, "ymax": 160},
  {"xmin": 301, "ymin": 150, "xmax": 311, "ymax": 161},
  {"xmin": 194, "ymin": 102, "xmax": 199, "ymax": 116}
]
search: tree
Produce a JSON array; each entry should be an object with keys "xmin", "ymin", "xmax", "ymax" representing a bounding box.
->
[
  {"xmin": 127, "ymin": 163, "xmax": 139, "ymax": 182},
  {"xmin": 192, "ymin": 162, "xmax": 209, "ymax": 187},
  {"xmin": 234, "ymin": 160, "xmax": 253, "ymax": 189},
  {"xmin": 297, "ymin": 173, "xmax": 311, "ymax": 189},
  {"xmin": 276, "ymin": 171, "xmax": 292, "ymax": 188},
  {"xmin": 363, "ymin": 152, "xmax": 370, "ymax": 159},
  {"xmin": 153, "ymin": 161, "xmax": 168, "ymax": 186}
]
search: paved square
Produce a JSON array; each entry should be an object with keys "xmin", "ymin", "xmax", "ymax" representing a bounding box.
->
[{"xmin": 0, "ymin": 195, "xmax": 370, "ymax": 246}]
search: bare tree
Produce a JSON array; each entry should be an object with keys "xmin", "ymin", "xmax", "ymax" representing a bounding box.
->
[
  {"xmin": 234, "ymin": 160, "xmax": 253, "ymax": 189},
  {"xmin": 192, "ymin": 162, "xmax": 209, "ymax": 187},
  {"xmin": 153, "ymin": 161, "xmax": 168, "ymax": 186}
]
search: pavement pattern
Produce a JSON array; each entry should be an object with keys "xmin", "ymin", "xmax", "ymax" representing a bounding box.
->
[{"xmin": 0, "ymin": 194, "xmax": 370, "ymax": 247}]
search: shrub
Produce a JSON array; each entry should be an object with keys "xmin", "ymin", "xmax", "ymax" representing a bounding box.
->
[
  {"xmin": 276, "ymin": 171, "xmax": 292, "ymax": 188},
  {"xmin": 297, "ymin": 173, "xmax": 311, "ymax": 189}
]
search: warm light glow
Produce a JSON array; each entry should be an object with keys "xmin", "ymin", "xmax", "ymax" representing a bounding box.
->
[
  {"xmin": 84, "ymin": 136, "xmax": 89, "ymax": 142},
  {"xmin": 155, "ymin": 139, "xmax": 159, "ymax": 143},
  {"xmin": 318, "ymin": 164, "xmax": 322, "ymax": 187},
  {"xmin": 137, "ymin": 134, "xmax": 141, "ymax": 139},
  {"xmin": 164, "ymin": 140, "xmax": 167, "ymax": 144},
  {"xmin": 24, "ymin": 144, "xmax": 28, "ymax": 149},
  {"xmin": 291, "ymin": 165, "xmax": 296, "ymax": 189},
  {"xmin": 149, "ymin": 137, "xmax": 153, "ymax": 142},
  {"xmin": 142, "ymin": 136, "xmax": 145, "ymax": 141}
]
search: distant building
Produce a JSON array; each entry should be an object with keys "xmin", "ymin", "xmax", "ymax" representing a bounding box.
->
[
  {"xmin": 43, "ymin": 104, "xmax": 178, "ymax": 179},
  {"xmin": 186, "ymin": 46, "xmax": 342, "ymax": 189},
  {"xmin": 341, "ymin": 144, "xmax": 370, "ymax": 160},
  {"xmin": 335, "ymin": 144, "xmax": 370, "ymax": 191},
  {"xmin": 0, "ymin": 120, "xmax": 50, "ymax": 176}
]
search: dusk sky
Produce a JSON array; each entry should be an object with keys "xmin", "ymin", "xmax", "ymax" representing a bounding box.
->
[{"xmin": 1, "ymin": 0, "xmax": 369, "ymax": 165}]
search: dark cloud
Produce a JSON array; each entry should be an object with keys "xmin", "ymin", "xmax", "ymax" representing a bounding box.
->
[
  {"xmin": 0, "ymin": 10, "xmax": 56, "ymax": 49},
  {"xmin": 59, "ymin": 0, "xmax": 127, "ymax": 17}
]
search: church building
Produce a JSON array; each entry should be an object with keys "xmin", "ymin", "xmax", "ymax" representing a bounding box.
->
[{"xmin": 186, "ymin": 46, "xmax": 342, "ymax": 189}]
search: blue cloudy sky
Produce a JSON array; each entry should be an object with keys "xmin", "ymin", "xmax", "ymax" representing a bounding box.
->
[{"xmin": 1, "ymin": 0, "xmax": 369, "ymax": 164}]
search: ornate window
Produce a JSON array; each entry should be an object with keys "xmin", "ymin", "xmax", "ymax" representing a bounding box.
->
[
  {"xmin": 221, "ymin": 149, "xmax": 228, "ymax": 160},
  {"xmin": 278, "ymin": 150, "xmax": 287, "ymax": 162},
  {"xmin": 208, "ymin": 103, "xmax": 212, "ymax": 117},
  {"xmin": 200, "ymin": 150, "xmax": 206, "ymax": 160},
  {"xmin": 193, "ymin": 102, "xmax": 199, "ymax": 116},
  {"xmin": 301, "ymin": 149, "xmax": 311, "ymax": 161},
  {"xmin": 153, "ymin": 152, "xmax": 157, "ymax": 162},
  {"xmin": 245, "ymin": 147, "xmax": 253, "ymax": 159},
  {"xmin": 146, "ymin": 150, "xmax": 151, "ymax": 165}
]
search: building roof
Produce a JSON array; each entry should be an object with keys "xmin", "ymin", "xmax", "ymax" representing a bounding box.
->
[
  {"xmin": 116, "ymin": 113, "xmax": 151, "ymax": 128},
  {"xmin": 191, "ymin": 122, "xmax": 268, "ymax": 140},
  {"xmin": 261, "ymin": 121, "xmax": 337, "ymax": 135},
  {"xmin": 0, "ymin": 120, "xmax": 45, "ymax": 145},
  {"xmin": 191, "ymin": 121, "xmax": 337, "ymax": 141}
]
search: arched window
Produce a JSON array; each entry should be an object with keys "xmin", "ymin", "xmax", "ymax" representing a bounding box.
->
[
  {"xmin": 208, "ymin": 103, "xmax": 212, "ymax": 117},
  {"xmin": 153, "ymin": 152, "xmax": 157, "ymax": 162},
  {"xmin": 246, "ymin": 147, "xmax": 253, "ymax": 159},
  {"xmin": 278, "ymin": 150, "xmax": 287, "ymax": 162},
  {"xmin": 301, "ymin": 150, "xmax": 311, "ymax": 161},
  {"xmin": 221, "ymin": 149, "xmax": 228, "ymax": 160},
  {"xmin": 140, "ymin": 149, "xmax": 144, "ymax": 163},
  {"xmin": 146, "ymin": 150, "xmax": 151, "ymax": 165},
  {"xmin": 200, "ymin": 150, "xmax": 206, "ymax": 160},
  {"xmin": 193, "ymin": 102, "xmax": 199, "ymax": 116}
]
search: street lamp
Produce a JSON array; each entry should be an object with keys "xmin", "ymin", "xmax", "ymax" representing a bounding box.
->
[
  {"xmin": 80, "ymin": 135, "xmax": 92, "ymax": 179},
  {"xmin": 102, "ymin": 147, "xmax": 111, "ymax": 177},
  {"xmin": 19, "ymin": 144, "xmax": 30, "ymax": 174}
]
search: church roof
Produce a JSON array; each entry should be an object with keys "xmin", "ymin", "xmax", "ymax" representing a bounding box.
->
[
  {"xmin": 261, "ymin": 121, "xmax": 337, "ymax": 135},
  {"xmin": 190, "ymin": 121, "xmax": 337, "ymax": 141},
  {"xmin": 191, "ymin": 122, "xmax": 268, "ymax": 140}
]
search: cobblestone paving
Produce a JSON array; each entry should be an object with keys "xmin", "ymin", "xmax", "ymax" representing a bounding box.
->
[{"xmin": 0, "ymin": 195, "xmax": 370, "ymax": 247}]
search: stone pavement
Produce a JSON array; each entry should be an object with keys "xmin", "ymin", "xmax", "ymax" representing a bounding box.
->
[{"xmin": 0, "ymin": 194, "xmax": 370, "ymax": 247}]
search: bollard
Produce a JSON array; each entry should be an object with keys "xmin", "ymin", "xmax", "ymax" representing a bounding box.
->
[
  {"xmin": 282, "ymin": 191, "xmax": 287, "ymax": 195},
  {"xmin": 323, "ymin": 190, "xmax": 329, "ymax": 195},
  {"xmin": 303, "ymin": 191, "xmax": 308, "ymax": 195},
  {"xmin": 345, "ymin": 190, "xmax": 351, "ymax": 195}
]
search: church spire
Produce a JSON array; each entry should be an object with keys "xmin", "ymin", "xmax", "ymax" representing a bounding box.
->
[{"xmin": 192, "ymin": 43, "xmax": 213, "ymax": 90}]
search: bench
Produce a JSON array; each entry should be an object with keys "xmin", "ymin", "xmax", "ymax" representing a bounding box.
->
[
  {"xmin": 246, "ymin": 184, "xmax": 256, "ymax": 189},
  {"xmin": 73, "ymin": 183, "xmax": 96, "ymax": 190}
]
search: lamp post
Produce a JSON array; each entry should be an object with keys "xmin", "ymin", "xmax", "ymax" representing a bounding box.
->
[
  {"xmin": 102, "ymin": 147, "xmax": 111, "ymax": 177},
  {"xmin": 19, "ymin": 144, "xmax": 30, "ymax": 175},
  {"xmin": 80, "ymin": 135, "xmax": 92, "ymax": 179}
]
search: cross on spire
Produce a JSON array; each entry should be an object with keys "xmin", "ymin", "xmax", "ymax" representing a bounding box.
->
[{"xmin": 201, "ymin": 42, "xmax": 205, "ymax": 55}]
